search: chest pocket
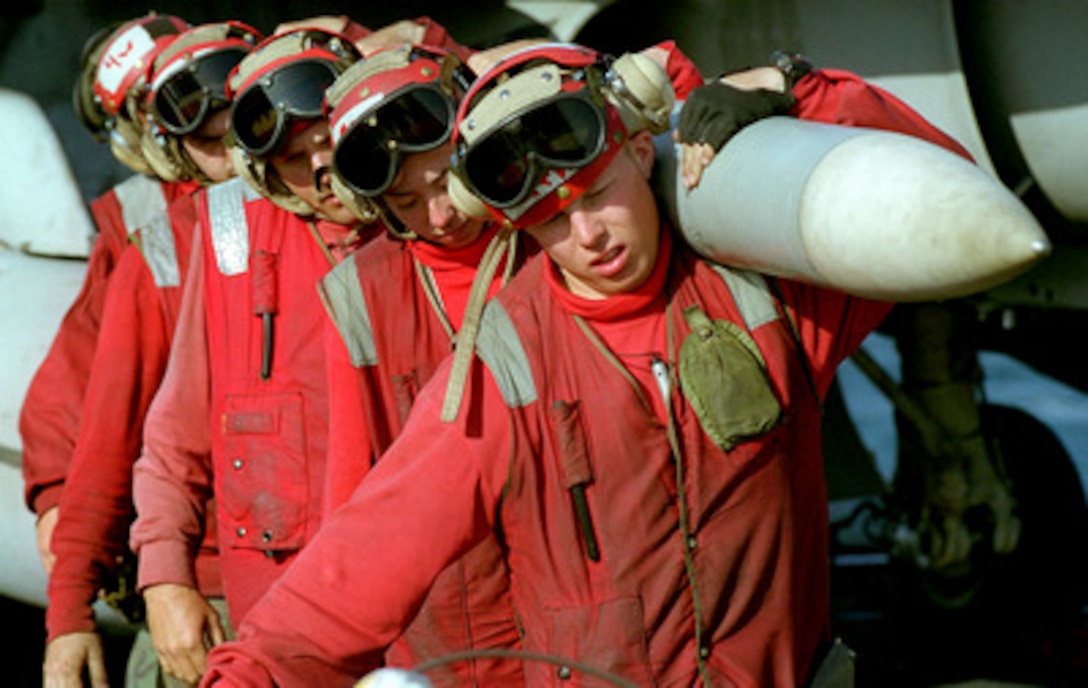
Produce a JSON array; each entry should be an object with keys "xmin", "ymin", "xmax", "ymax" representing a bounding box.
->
[
  {"xmin": 543, "ymin": 597, "xmax": 654, "ymax": 687},
  {"xmin": 219, "ymin": 392, "xmax": 308, "ymax": 552},
  {"xmin": 678, "ymin": 305, "xmax": 782, "ymax": 451}
]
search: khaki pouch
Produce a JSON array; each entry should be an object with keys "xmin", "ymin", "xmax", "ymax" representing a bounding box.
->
[{"xmin": 678, "ymin": 305, "xmax": 782, "ymax": 450}]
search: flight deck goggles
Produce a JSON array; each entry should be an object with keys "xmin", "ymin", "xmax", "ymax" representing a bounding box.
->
[
  {"xmin": 331, "ymin": 83, "xmax": 455, "ymax": 196},
  {"xmin": 150, "ymin": 46, "xmax": 250, "ymax": 135},
  {"xmin": 227, "ymin": 29, "xmax": 360, "ymax": 157},
  {"xmin": 230, "ymin": 58, "xmax": 341, "ymax": 156},
  {"xmin": 452, "ymin": 87, "xmax": 613, "ymax": 210}
]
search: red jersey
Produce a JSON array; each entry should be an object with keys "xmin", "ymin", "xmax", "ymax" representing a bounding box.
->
[
  {"xmin": 130, "ymin": 178, "xmax": 379, "ymax": 623},
  {"xmin": 45, "ymin": 189, "xmax": 223, "ymax": 641},
  {"xmin": 200, "ymin": 69, "xmax": 969, "ymax": 687},
  {"xmin": 20, "ymin": 175, "xmax": 198, "ymax": 515},
  {"xmin": 320, "ymin": 226, "xmax": 535, "ymax": 685}
]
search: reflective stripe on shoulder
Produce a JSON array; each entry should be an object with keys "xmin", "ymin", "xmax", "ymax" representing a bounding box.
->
[
  {"xmin": 206, "ymin": 178, "xmax": 252, "ymax": 275},
  {"xmin": 138, "ymin": 212, "xmax": 180, "ymax": 287},
  {"xmin": 318, "ymin": 258, "xmax": 377, "ymax": 368},
  {"xmin": 706, "ymin": 262, "xmax": 779, "ymax": 330},
  {"xmin": 114, "ymin": 174, "xmax": 167, "ymax": 237},
  {"xmin": 474, "ymin": 301, "xmax": 537, "ymax": 408}
]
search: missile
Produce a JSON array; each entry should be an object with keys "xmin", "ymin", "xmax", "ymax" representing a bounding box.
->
[
  {"xmin": 0, "ymin": 88, "xmax": 94, "ymax": 258},
  {"xmin": 0, "ymin": 249, "xmax": 87, "ymax": 608},
  {"xmin": 653, "ymin": 116, "xmax": 1052, "ymax": 302}
]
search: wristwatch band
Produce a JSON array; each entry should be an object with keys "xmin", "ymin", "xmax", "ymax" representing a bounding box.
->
[{"xmin": 770, "ymin": 50, "xmax": 813, "ymax": 90}]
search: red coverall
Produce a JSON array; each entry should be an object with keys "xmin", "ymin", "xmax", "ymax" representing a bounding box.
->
[
  {"xmin": 128, "ymin": 177, "xmax": 379, "ymax": 625},
  {"xmin": 20, "ymin": 175, "xmax": 198, "ymax": 516},
  {"xmin": 312, "ymin": 43, "xmax": 704, "ymax": 684},
  {"xmin": 320, "ymin": 39, "xmax": 702, "ymax": 512},
  {"xmin": 320, "ymin": 226, "xmax": 534, "ymax": 685},
  {"xmin": 200, "ymin": 69, "xmax": 970, "ymax": 688},
  {"xmin": 44, "ymin": 189, "xmax": 225, "ymax": 640}
]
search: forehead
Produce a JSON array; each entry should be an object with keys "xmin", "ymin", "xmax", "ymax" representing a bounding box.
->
[
  {"xmin": 191, "ymin": 107, "xmax": 232, "ymax": 137},
  {"xmin": 386, "ymin": 144, "xmax": 453, "ymax": 193},
  {"xmin": 275, "ymin": 119, "xmax": 328, "ymax": 156}
]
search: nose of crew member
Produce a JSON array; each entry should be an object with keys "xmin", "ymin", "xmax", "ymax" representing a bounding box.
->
[
  {"xmin": 271, "ymin": 120, "xmax": 358, "ymax": 225},
  {"xmin": 384, "ymin": 145, "xmax": 485, "ymax": 249},
  {"xmin": 182, "ymin": 108, "xmax": 234, "ymax": 182}
]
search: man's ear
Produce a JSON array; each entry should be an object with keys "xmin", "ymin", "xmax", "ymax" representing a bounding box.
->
[{"xmin": 627, "ymin": 129, "xmax": 656, "ymax": 180}]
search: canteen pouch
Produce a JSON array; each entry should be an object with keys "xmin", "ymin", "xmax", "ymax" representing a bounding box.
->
[{"xmin": 678, "ymin": 305, "xmax": 782, "ymax": 450}]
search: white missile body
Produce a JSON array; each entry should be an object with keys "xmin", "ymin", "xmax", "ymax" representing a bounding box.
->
[
  {"xmin": 0, "ymin": 89, "xmax": 92, "ymax": 608},
  {"xmin": 654, "ymin": 116, "xmax": 1052, "ymax": 302},
  {"xmin": 0, "ymin": 250, "xmax": 86, "ymax": 607},
  {"xmin": 0, "ymin": 89, "xmax": 94, "ymax": 258}
]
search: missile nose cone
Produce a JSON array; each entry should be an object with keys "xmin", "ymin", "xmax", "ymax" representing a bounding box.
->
[
  {"xmin": 659, "ymin": 117, "xmax": 1052, "ymax": 301},
  {"xmin": 801, "ymin": 126, "xmax": 1052, "ymax": 300}
]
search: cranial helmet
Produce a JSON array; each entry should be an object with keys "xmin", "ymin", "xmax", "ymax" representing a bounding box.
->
[
  {"xmin": 75, "ymin": 13, "xmax": 191, "ymax": 174},
  {"xmin": 324, "ymin": 42, "xmax": 473, "ymax": 228},
  {"xmin": 141, "ymin": 21, "xmax": 262, "ymax": 183},
  {"xmin": 225, "ymin": 28, "xmax": 361, "ymax": 214},
  {"xmin": 72, "ymin": 21, "xmax": 121, "ymax": 140},
  {"xmin": 448, "ymin": 42, "xmax": 674, "ymax": 229}
]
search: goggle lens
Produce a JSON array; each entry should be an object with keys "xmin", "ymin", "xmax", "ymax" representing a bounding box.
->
[
  {"xmin": 462, "ymin": 95, "xmax": 605, "ymax": 208},
  {"xmin": 334, "ymin": 86, "xmax": 453, "ymax": 196},
  {"xmin": 153, "ymin": 48, "xmax": 248, "ymax": 135},
  {"xmin": 231, "ymin": 60, "xmax": 339, "ymax": 155}
]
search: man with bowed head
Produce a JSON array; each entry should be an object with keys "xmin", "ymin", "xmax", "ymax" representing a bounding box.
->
[
  {"xmin": 127, "ymin": 20, "xmax": 472, "ymax": 684},
  {"xmin": 200, "ymin": 43, "xmax": 970, "ymax": 687},
  {"xmin": 42, "ymin": 19, "xmax": 267, "ymax": 688},
  {"xmin": 315, "ymin": 38, "xmax": 702, "ymax": 685},
  {"xmin": 21, "ymin": 11, "xmax": 193, "ymax": 580}
]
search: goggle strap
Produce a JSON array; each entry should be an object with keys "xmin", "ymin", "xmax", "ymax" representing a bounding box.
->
[
  {"xmin": 439, "ymin": 52, "xmax": 474, "ymax": 100},
  {"xmin": 440, "ymin": 226, "xmax": 516, "ymax": 423}
]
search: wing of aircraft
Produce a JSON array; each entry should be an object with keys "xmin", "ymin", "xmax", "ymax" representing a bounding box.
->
[{"xmin": 0, "ymin": 88, "xmax": 92, "ymax": 607}]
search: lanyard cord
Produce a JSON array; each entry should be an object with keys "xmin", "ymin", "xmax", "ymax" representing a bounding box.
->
[
  {"xmin": 415, "ymin": 259, "xmax": 457, "ymax": 343},
  {"xmin": 415, "ymin": 231, "xmax": 521, "ymax": 347},
  {"xmin": 572, "ymin": 306, "xmax": 713, "ymax": 686},
  {"xmin": 439, "ymin": 226, "xmax": 516, "ymax": 422}
]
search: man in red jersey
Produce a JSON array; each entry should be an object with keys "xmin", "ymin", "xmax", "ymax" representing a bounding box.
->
[
  {"xmin": 319, "ymin": 44, "xmax": 529, "ymax": 687},
  {"xmin": 21, "ymin": 12, "xmax": 193, "ymax": 578},
  {"xmin": 316, "ymin": 39, "xmax": 705, "ymax": 686},
  {"xmin": 42, "ymin": 20, "xmax": 264, "ymax": 688},
  {"xmin": 200, "ymin": 44, "xmax": 972, "ymax": 687},
  {"xmin": 127, "ymin": 19, "xmax": 467, "ymax": 686}
]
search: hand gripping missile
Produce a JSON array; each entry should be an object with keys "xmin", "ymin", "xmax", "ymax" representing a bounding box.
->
[{"xmin": 653, "ymin": 116, "xmax": 1052, "ymax": 301}]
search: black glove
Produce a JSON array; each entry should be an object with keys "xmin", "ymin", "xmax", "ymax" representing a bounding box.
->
[{"xmin": 677, "ymin": 82, "xmax": 796, "ymax": 152}]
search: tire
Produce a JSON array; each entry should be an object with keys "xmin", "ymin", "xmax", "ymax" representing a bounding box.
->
[{"xmin": 886, "ymin": 404, "xmax": 1088, "ymax": 685}]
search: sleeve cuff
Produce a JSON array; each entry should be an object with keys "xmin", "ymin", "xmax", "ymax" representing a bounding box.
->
[{"xmin": 136, "ymin": 539, "xmax": 198, "ymax": 592}]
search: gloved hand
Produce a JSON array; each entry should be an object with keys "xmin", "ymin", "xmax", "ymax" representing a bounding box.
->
[
  {"xmin": 678, "ymin": 81, "xmax": 796, "ymax": 151},
  {"xmin": 675, "ymin": 79, "xmax": 796, "ymax": 189}
]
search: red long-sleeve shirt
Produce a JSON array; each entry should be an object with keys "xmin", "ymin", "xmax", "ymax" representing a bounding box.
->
[
  {"xmin": 130, "ymin": 179, "xmax": 379, "ymax": 624},
  {"xmin": 20, "ymin": 175, "xmax": 198, "ymax": 515},
  {"xmin": 44, "ymin": 191, "xmax": 224, "ymax": 641},
  {"xmin": 200, "ymin": 68, "xmax": 970, "ymax": 687}
]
